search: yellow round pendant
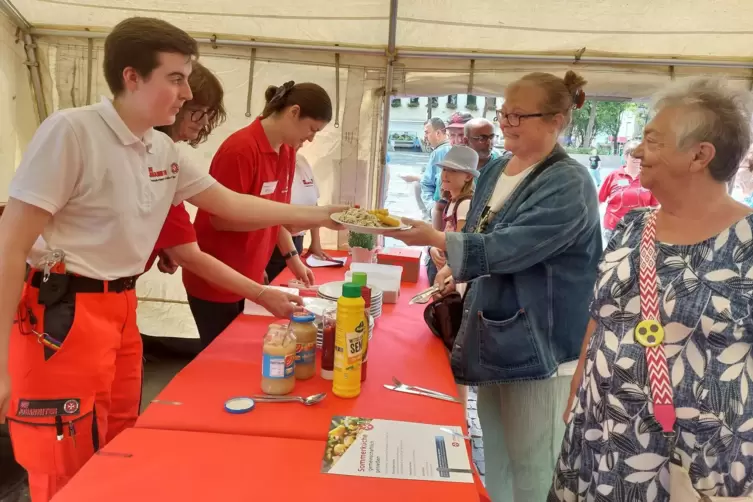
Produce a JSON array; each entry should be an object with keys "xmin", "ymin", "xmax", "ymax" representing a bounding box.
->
[{"xmin": 635, "ymin": 320, "xmax": 664, "ymax": 347}]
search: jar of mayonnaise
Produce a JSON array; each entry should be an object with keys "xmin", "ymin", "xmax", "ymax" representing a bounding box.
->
[
  {"xmin": 261, "ymin": 324, "xmax": 297, "ymax": 395},
  {"xmin": 290, "ymin": 312, "xmax": 317, "ymax": 380}
]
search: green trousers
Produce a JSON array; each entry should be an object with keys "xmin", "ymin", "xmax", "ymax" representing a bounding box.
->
[{"xmin": 477, "ymin": 377, "xmax": 571, "ymax": 502}]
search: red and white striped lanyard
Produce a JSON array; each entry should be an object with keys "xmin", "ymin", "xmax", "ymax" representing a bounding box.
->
[{"xmin": 637, "ymin": 211, "xmax": 677, "ymax": 434}]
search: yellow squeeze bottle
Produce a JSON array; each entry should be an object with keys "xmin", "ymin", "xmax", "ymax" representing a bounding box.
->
[{"xmin": 333, "ymin": 282, "xmax": 366, "ymax": 398}]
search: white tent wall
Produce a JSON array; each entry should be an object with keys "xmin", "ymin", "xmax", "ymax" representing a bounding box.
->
[{"xmin": 0, "ymin": 12, "xmax": 36, "ymax": 202}]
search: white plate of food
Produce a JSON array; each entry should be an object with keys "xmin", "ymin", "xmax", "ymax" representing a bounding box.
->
[{"xmin": 331, "ymin": 207, "xmax": 410, "ymax": 234}]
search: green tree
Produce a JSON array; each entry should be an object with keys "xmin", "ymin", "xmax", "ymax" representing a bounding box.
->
[
  {"xmin": 571, "ymin": 100, "xmax": 596, "ymax": 147},
  {"xmin": 597, "ymin": 101, "xmax": 635, "ymax": 153}
]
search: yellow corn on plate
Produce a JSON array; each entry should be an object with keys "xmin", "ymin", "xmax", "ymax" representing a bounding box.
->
[{"xmin": 376, "ymin": 214, "xmax": 401, "ymax": 227}]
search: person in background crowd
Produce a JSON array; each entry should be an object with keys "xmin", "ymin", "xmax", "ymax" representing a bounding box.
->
[
  {"xmin": 733, "ymin": 147, "xmax": 753, "ymax": 207},
  {"xmin": 463, "ymin": 117, "xmax": 503, "ymax": 170},
  {"xmin": 0, "ymin": 18, "xmax": 343, "ymax": 502},
  {"xmin": 150, "ymin": 61, "xmax": 302, "ymax": 318},
  {"xmin": 588, "ymin": 147, "xmax": 601, "ymax": 186},
  {"xmin": 552, "ymin": 78, "xmax": 753, "ymax": 502},
  {"xmin": 420, "ymin": 118, "xmax": 450, "ymax": 283},
  {"xmin": 418, "ymin": 117, "xmax": 451, "ymax": 221},
  {"xmin": 265, "ymin": 150, "xmax": 331, "ymax": 283},
  {"xmin": 183, "ymin": 81, "xmax": 333, "ymax": 348},
  {"xmin": 447, "ymin": 111, "xmax": 474, "ymax": 145},
  {"xmin": 390, "ymin": 71, "xmax": 601, "ymax": 501},
  {"xmin": 428, "ymin": 145, "xmax": 477, "ymax": 272},
  {"xmin": 598, "ymin": 139, "xmax": 659, "ymax": 243}
]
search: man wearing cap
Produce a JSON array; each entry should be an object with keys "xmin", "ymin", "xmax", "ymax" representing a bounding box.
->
[
  {"xmin": 463, "ymin": 117, "xmax": 504, "ymax": 171},
  {"xmin": 446, "ymin": 111, "xmax": 474, "ymax": 146}
]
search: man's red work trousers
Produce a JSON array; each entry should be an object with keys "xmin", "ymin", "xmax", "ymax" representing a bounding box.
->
[{"xmin": 6, "ymin": 277, "xmax": 142, "ymax": 502}]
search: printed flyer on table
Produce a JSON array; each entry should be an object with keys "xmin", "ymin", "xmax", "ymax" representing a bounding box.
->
[{"xmin": 321, "ymin": 416, "xmax": 474, "ymax": 483}]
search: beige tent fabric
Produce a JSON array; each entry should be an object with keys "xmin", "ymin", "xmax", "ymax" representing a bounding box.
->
[{"xmin": 9, "ymin": 0, "xmax": 753, "ymax": 59}]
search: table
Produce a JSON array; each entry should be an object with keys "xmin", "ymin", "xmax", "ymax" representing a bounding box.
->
[
  {"xmin": 137, "ymin": 264, "xmax": 462, "ymax": 441},
  {"xmin": 53, "ymin": 428, "xmax": 484, "ymax": 502},
  {"xmin": 133, "ymin": 259, "xmax": 488, "ymax": 501}
]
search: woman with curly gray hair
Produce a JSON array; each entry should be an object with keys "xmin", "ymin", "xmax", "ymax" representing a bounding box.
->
[{"xmin": 550, "ymin": 79, "xmax": 753, "ymax": 501}]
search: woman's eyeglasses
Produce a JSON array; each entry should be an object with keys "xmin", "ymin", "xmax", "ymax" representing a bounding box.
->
[
  {"xmin": 496, "ymin": 111, "xmax": 553, "ymax": 127},
  {"xmin": 189, "ymin": 109, "xmax": 215, "ymax": 122}
]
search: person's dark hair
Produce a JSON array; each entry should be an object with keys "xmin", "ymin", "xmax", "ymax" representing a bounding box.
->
[
  {"xmin": 262, "ymin": 81, "xmax": 332, "ymax": 122},
  {"xmin": 425, "ymin": 117, "xmax": 446, "ymax": 132},
  {"xmin": 155, "ymin": 61, "xmax": 226, "ymax": 146},
  {"xmin": 104, "ymin": 17, "xmax": 198, "ymax": 95}
]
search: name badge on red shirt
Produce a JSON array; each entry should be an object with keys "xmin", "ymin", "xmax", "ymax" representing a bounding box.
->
[{"xmin": 260, "ymin": 181, "xmax": 278, "ymax": 196}]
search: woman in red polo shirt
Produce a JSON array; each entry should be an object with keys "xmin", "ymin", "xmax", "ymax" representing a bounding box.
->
[
  {"xmin": 598, "ymin": 139, "xmax": 659, "ymax": 243},
  {"xmin": 183, "ymin": 81, "xmax": 333, "ymax": 347},
  {"xmin": 148, "ymin": 62, "xmax": 303, "ymax": 320}
]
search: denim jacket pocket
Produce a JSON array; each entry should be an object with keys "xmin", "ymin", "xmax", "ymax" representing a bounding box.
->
[{"xmin": 478, "ymin": 309, "xmax": 541, "ymax": 370}]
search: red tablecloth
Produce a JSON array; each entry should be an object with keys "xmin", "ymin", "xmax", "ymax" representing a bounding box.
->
[
  {"xmin": 53, "ymin": 428, "xmax": 483, "ymax": 502},
  {"xmin": 137, "ymin": 263, "xmax": 461, "ymax": 442},
  {"xmin": 134, "ymin": 257, "xmax": 489, "ymax": 501}
]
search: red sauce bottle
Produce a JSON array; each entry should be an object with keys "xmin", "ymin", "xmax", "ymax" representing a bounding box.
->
[{"xmin": 320, "ymin": 311, "xmax": 336, "ymax": 380}]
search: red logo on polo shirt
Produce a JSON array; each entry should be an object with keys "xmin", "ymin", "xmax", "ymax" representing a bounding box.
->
[{"xmin": 148, "ymin": 165, "xmax": 177, "ymax": 182}]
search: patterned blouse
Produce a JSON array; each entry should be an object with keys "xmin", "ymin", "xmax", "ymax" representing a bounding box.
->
[{"xmin": 550, "ymin": 208, "xmax": 753, "ymax": 501}]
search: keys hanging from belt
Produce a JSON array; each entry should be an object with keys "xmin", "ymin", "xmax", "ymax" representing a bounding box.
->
[
  {"xmin": 39, "ymin": 249, "xmax": 66, "ymax": 282},
  {"xmin": 36, "ymin": 249, "xmax": 69, "ymax": 306}
]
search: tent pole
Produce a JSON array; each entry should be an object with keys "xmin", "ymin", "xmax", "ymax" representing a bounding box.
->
[
  {"xmin": 376, "ymin": 0, "xmax": 398, "ymax": 209},
  {"xmin": 30, "ymin": 29, "xmax": 383, "ymax": 56},
  {"xmin": 22, "ymin": 33, "xmax": 47, "ymax": 122},
  {"xmin": 1, "ymin": 0, "xmax": 48, "ymax": 122},
  {"xmin": 398, "ymin": 50, "xmax": 753, "ymax": 70},
  {"xmin": 30, "ymin": 28, "xmax": 753, "ymax": 70}
]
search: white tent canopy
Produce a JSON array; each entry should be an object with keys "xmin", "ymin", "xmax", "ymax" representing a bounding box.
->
[{"xmin": 1, "ymin": 0, "xmax": 752, "ymax": 339}]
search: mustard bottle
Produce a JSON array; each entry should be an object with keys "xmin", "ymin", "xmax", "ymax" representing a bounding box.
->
[{"xmin": 333, "ymin": 282, "xmax": 365, "ymax": 398}]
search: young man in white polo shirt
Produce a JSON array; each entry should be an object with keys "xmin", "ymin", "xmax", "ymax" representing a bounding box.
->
[{"xmin": 0, "ymin": 17, "xmax": 342, "ymax": 501}]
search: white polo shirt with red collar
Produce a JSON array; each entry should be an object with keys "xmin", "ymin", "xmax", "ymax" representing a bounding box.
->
[{"xmin": 9, "ymin": 98, "xmax": 215, "ymax": 280}]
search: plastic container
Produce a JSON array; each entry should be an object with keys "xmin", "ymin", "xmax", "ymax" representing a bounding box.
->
[
  {"xmin": 333, "ymin": 283, "xmax": 365, "ymax": 398},
  {"xmin": 377, "ymin": 247, "xmax": 420, "ymax": 283},
  {"xmin": 290, "ymin": 313, "xmax": 317, "ymax": 380},
  {"xmin": 261, "ymin": 324, "xmax": 296, "ymax": 395},
  {"xmin": 348, "ymin": 263, "xmax": 402, "ymax": 304},
  {"xmin": 320, "ymin": 308, "xmax": 336, "ymax": 380}
]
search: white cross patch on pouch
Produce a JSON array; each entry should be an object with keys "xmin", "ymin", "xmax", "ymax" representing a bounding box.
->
[{"xmin": 260, "ymin": 181, "xmax": 278, "ymax": 196}]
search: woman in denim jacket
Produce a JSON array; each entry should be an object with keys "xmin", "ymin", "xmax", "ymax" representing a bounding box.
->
[{"xmin": 394, "ymin": 71, "xmax": 602, "ymax": 501}]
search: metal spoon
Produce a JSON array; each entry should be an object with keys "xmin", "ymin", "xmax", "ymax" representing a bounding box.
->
[{"xmin": 251, "ymin": 393, "xmax": 327, "ymax": 406}]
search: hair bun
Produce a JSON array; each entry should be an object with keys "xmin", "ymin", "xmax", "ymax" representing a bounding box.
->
[
  {"xmin": 264, "ymin": 85, "xmax": 279, "ymax": 103},
  {"xmin": 563, "ymin": 70, "xmax": 587, "ymax": 95}
]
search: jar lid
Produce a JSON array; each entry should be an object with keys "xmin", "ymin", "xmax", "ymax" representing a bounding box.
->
[
  {"xmin": 342, "ymin": 282, "xmax": 363, "ymax": 299},
  {"xmin": 224, "ymin": 397, "xmax": 255, "ymax": 414},
  {"xmin": 291, "ymin": 312, "xmax": 316, "ymax": 323},
  {"xmin": 351, "ymin": 272, "xmax": 368, "ymax": 286}
]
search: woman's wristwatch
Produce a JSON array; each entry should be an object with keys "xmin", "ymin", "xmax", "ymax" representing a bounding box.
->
[{"xmin": 282, "ymin": 250, "xmax": 299, "ymax": 261}]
